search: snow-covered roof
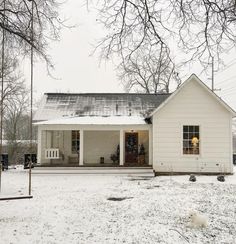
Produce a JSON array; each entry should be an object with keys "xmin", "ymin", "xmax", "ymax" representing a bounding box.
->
[
  {"xmin": 34, "ymin": 116, "xmax": 147, "ymax": 125},
  {"xmin": 34, "ymin": 93, "xmax": 170, "ymax": 122}
]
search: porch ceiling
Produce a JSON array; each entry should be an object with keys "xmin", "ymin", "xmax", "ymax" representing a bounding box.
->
[{"xmin": 34, "ymin": 116, "xmax": 147, "ymax": 126}]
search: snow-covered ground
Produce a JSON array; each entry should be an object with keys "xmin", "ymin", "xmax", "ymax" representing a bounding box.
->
[{"xmin": 0, "ymin": 168, "xmax": 236, "ymax": 244}]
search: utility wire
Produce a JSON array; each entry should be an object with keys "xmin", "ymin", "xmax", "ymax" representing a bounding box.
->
[
  {"xmin": 218, "ymin": 87, "xmax": 236, "ymax": 95},
  {"xmin": 215, "ymin": 75, "xmax": 236, "ymax": 85},
  {"xmin": 218, "ymin": 84, "xmax": 236, "ymax": 92},
  {"xmin": 28, "ymin": 0, "xmax": 34, "ymax": 196},
  {"xmin": 215, "ymin": 59, "xmax": 236, "ymax": 75},
  {"xmin": 220, "ymin": 86, "xmax": 236, "ymax": 92}
]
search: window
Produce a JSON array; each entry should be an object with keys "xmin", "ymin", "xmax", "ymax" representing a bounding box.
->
[
  {"xmin": 72, "ymin": 131, "xmax": 80, "ymax": 154},
  {"xmin": 183, "ymin": 125, "xmax": 200, "ymax": 155}
]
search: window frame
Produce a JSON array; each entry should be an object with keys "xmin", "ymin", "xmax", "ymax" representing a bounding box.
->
[{"xmin": 182, "ymin": 125, "xmax": 200, "ymax": 156}]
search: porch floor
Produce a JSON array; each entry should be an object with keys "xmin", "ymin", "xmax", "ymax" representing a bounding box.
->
[
  {"xmin": 35, "ymin": 163, "xmax": 151, "ymax": 167},
  {"xmin": 32, "ymin": 166, "xmax": 154, "ymax": 177}
]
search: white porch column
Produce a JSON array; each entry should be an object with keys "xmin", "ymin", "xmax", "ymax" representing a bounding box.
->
[
  {"xmin": 119, "ymin": 129, "xmax": 124, "ymax": 166},
  {"xmin": 37, "ymin": 127, "xmax": 42, "ymax": 165},
  {"xmin": 148, "ymin": 128, "xmax": 153, "ymax": 165},
  {"xmin": 79, "ymin": 130, "xmax": 84, "ymax": 166}
]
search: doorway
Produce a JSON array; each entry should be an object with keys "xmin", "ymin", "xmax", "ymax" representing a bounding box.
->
[{"xmin": 125, "ymin": 132, "xmax": 138, "ymax": 164}]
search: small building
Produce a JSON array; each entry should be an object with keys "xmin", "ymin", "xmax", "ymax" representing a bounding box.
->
[{"xmin": 34, "ymin": 74, "xmax": 236, "ymax": 173}]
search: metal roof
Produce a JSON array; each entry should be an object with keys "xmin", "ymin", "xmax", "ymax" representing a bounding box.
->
[{"xmin": 34, "ymin": 93, "xmax": 171, "ymax": 122}]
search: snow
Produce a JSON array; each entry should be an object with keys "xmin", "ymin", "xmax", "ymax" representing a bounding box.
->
[
  {"xmin": 33, "ymin": 93, "xmax": 169, "ymax": 122},
  {"xmin": 1, "ymin": 168, "xmax": 236, "ymax": 244},
  {"xmin": 1, "ymin": 140, "xmax": 37, "ymax": 146},
  {"xmin": 34, "ymin": 116, "xmax": 147, "ymax": 125}
]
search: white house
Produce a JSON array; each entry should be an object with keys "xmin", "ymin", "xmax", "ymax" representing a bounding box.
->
[{"xmin": 34, "ymin": 74, "xmax": 236, "ymax": 174}]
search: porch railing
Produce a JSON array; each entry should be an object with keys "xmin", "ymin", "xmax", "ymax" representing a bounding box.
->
[{"xmin": 45, "ymin": 148, "xmax": 60, "ymax": 159}]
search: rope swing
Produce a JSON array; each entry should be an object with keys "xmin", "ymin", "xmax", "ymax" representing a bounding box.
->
[{"xmin": 0, "ymin": 0, "xmax": 34, "ymax": 201}]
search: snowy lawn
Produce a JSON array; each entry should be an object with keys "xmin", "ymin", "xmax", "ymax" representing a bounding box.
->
[{"xmin": 0, "ymin": 168, "xmax": 236, "ymax": 244}]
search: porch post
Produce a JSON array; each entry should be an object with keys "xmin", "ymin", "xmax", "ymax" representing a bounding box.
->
[
  {"xmin": 79, "ymin": 129, "xmax": 84, "ymax": 166},
  {"xmin": 119, "ymin": 129, "xmax": 124, "ymax": 166},
  {"xmin": 37, "ymin": 127, "xmax": 42, "ymax": 165},
  {"xmin": 148, "ymin": 128, "xmax": 153, "ymax": 165}
]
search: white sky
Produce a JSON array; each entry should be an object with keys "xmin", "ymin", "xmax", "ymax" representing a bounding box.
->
[{"xmin": 23, "ymin": 0, "xmax": 236, "ymax": 111}]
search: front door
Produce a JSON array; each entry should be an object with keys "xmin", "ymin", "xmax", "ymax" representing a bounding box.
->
[{"xmin": 125, "ymin": 132, "xmax": 138, "ymax": 164}]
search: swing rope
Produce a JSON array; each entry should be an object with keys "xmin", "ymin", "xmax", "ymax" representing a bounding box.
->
[{"xmin": 0, "ymin": 0, "xmax": 33, "ymax": 200}]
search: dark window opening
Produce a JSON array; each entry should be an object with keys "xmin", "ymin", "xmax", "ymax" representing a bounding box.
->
[{"xmin": 72, "ymin": 130, "xmax": 80, "ymax": 154}]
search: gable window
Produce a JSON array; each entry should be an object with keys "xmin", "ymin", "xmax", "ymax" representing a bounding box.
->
[
  {"xmin": 72, "ymin": 130, "xmax": 80, "ymax": 154},
  {"xmin": 183, "ymin": 125, "xmax": 200, "ymax": 155}
]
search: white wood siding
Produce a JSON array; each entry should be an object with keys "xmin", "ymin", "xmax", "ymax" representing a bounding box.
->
[{"xmin": 153, "ymin": 78, "xmax": 233, "ymax": 173}]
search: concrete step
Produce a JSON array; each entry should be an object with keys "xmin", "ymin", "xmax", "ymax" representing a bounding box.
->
[
  {"xmin": 33, "ymin": 166, "xmax": 153, "ymax": 170},
  {"xmin": 32, "ymin": 167, "xmax": 154, "ymax": 177}
]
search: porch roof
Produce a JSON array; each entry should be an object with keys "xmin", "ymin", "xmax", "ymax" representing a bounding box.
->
[{"xmin": 34, "ymin": 116, "xmax": 147, "ymax": 126}]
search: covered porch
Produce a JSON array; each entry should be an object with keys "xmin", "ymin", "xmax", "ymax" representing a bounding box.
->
[{"xmin": 36, "ymin": 117, "xmax": 152, "ymax": 167}]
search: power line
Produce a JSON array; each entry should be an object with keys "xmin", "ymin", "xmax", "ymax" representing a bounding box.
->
[
  {"xmin": 218, "ymin": 87, "xmax": 236, "ymax": 95},
  {"xmin": 215, "ymin": 75, "xmax": 236, "ymax": 85},
  {"xmin": 218, "ymin": 83, "xmax": 236, "ymax": 91},
  {"xmin": 220, "ymin": 85, "xmax": 236, "ymax": 92},
  {"xmin": 216, "ymin": 59, "xmax": 236, "ymax": 75},
  {"xmin": 220, "ymin": 90, "xmax": 236, "ymax": 96},
  {"xmin": 28, "ymin": 0, "xmax": 34, "ymax": 196}
]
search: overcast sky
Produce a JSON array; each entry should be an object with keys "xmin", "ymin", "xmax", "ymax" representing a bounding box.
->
[{"xmin": 23, "ymin": 0, "xmax": 236, "ymax": 111}]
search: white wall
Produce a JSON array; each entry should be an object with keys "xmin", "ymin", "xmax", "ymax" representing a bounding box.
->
[
  {"xmin": 152, "ymin": 78, "xmax": 233, "ymax": 173},
  {"xmin": 84, "ymin": 131, "xmax": 119, "ymax": 164}
]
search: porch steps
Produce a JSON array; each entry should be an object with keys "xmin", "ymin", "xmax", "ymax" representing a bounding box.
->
[{"xmin": 32, "ymin": 167, "xmax": 154, "ymax": 177}]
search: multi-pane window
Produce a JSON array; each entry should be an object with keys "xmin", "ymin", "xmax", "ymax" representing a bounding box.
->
[
  {"xmin": 183, "ymin": 125, "xmax": 200, "ymax": 155},
  {"xmin": 72, "ymin": 131, "xmax": 80, "ymax": 154}
]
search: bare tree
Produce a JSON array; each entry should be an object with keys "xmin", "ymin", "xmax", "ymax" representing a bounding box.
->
[
  {"xmin": 3, "ymin": 86, "xmax": 37, "ymax": 164},
  {"xmin": 0, "ymin": 0, "xmax": 64, "ymax": 164},
  {"xmin": 0, "ymin": 0, "xmax": 63, "ymax": 66},
  {"xmin": 92, "ymin": 0, "xmax": 236, "ymax": 70},
  {"xmin": 1, "ymin": 57, "xmax": 27, "ymax": 134},
  {"xmin": 0, "ymin": 55, "xmax": 25, "ymax": 105},
  {"xmin": 4, "ymin": 90, "xmax": 29, "ymax": 139},
  {"xmin": 119, "ymin": 45, "xmax": 181, "ymax": 93}
]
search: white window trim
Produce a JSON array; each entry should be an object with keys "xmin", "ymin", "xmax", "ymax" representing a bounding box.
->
[{"xmin": 181, "ymin": 124, "xmax": 201, "ymax": 158}]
